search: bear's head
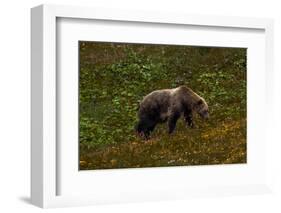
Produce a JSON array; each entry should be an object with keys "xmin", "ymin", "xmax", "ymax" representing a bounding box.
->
[{"xmin": 194, "ymin": 98, "xmax": 209, "ymax": 119}]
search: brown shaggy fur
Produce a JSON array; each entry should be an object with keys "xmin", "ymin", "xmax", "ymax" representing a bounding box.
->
[{"xmin": 135, "ymin": 86, "xmax": 209, "ymax": 138}]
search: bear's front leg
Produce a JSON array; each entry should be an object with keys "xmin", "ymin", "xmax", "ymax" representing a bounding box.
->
[
  {"xmin": 168, "ymin": 112, "xmax": 180, "ymax": 134},
  {"xmin": 184, "ymin": 109, "xmax": 194, "ymax": 128}
]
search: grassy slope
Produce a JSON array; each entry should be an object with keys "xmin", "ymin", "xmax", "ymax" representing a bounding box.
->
[
  {"xmin": 79, "ymin": 42, "xmax": 247, "ymax": 170},
  {"xmin": 80, "ymin": 119, "xmax": 246, "ymax": 169}
]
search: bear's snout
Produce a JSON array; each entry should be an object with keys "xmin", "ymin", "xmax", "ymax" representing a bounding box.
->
[
  {"xmin": 199, "ymin": 109, "xmax": 209, "ymax": 119},
  {"xmin": 201, "ymin": 111, "xmax": 209, "ymax": 119}
]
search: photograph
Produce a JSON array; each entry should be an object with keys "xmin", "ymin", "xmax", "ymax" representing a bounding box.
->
[{"xmin": 79, "ymin": 41, "xmax": 247, "ymax": 170}]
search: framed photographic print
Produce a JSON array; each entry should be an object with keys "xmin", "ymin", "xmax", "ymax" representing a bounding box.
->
[{"xmin": 31, "ymin": 4, "xmax": 274, "ymax": 208}]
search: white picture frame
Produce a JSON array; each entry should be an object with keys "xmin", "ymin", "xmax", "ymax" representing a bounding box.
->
[{"xmin": 31, "ymin": 4, "xmax": 274, "ymax": 208}]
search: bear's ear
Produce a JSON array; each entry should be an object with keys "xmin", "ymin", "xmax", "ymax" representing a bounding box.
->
[{"xmin": 197, "ymin": 99, "xmax": 203, "ymax": 105}]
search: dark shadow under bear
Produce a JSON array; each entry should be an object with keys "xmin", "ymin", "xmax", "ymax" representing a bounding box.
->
[{"xmin": 135, "ymin": 86, "xmax": 209, "ymax": 139}]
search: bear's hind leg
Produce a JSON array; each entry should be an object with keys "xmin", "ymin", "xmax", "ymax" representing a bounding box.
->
[
  {"xmin": 144, "ymin": 123, "xmax": 157, "ymax": 139},
  {"xmin": 136, "ymin": 119, "xmax": 157, "ymax": 140}
]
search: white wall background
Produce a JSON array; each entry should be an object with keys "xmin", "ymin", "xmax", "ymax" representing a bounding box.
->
[{"xmin": 0, "ymin": 0, "xmax": 280, "ymax": 212}]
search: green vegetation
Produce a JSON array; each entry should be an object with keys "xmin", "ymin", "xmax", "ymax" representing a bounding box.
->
[{"xmin": 79, "ymin": 42, "xmax": 246, "ymax": 170}]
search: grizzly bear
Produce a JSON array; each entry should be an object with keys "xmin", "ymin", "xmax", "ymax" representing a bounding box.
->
[{"xmin": 135, "ymin": 86, "xmax": 209, "ymax": 138}]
